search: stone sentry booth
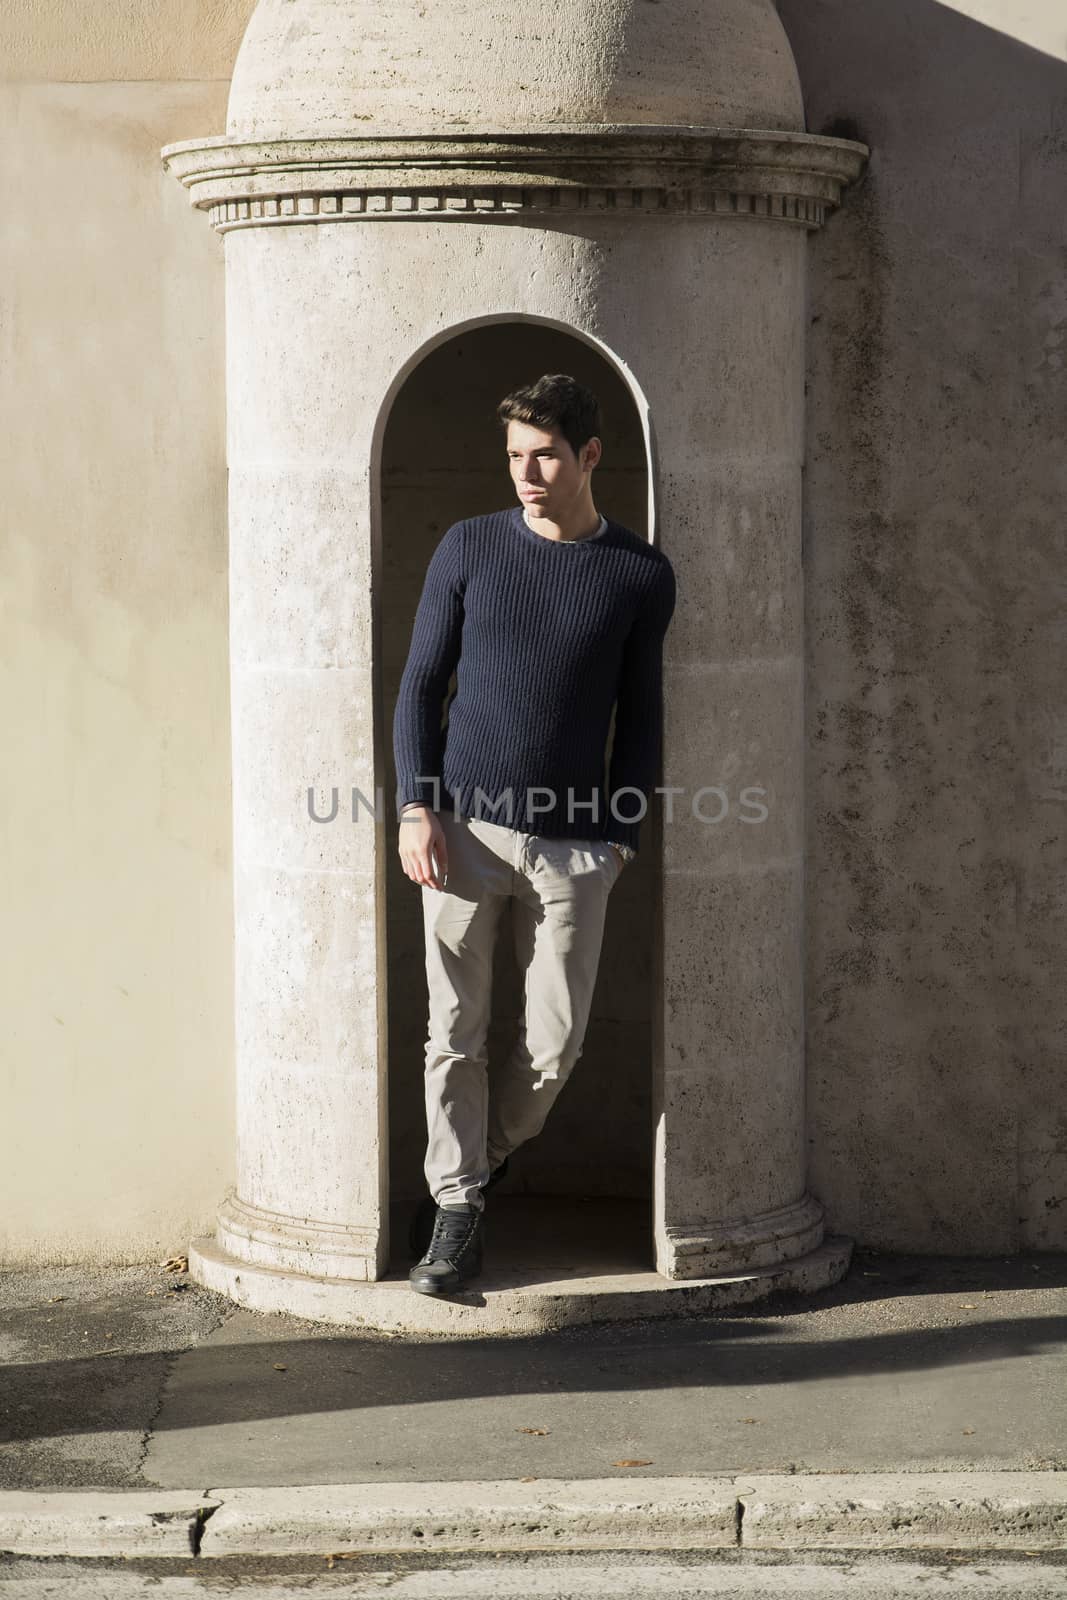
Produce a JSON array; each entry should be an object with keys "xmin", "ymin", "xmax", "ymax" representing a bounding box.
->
[{"xmin": 163, "ymin": 0, "xmax": 868, "ymax": 1329}]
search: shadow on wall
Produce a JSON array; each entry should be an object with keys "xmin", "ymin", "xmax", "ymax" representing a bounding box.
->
[
  {"xmin": 380, "ymin": 322, "xmax": 654, "ymax": 1214},
  {"xmin": 778, "ymin": 0, "xmax": 1067, "ymax": 1252}
]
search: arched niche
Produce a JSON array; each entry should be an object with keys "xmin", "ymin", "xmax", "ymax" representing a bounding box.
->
[{"xmin": 379, "ymin": 319, "xmax": 656, "ymax": 1270}]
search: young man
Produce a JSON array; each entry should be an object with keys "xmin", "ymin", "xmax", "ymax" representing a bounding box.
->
[{"xmin": 393, "ymin": 373, "xmax": 676, "ymax": 1296}]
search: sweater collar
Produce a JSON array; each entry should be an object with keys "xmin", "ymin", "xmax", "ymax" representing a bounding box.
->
[{"xmin": 515, "ymin": 505, "xmax": 610, "ymax": 547}]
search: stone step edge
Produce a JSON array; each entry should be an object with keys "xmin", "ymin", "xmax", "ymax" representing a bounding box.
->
[
  {"xmin": 2, "ymin": 1474, "xmax": 1065, "ymax": 1557},
  {"xmin": 189, "ymin": 1235, "xmax": 855, "ymax": 1337}
]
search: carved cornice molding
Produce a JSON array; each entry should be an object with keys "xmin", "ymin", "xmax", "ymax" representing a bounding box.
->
[{"xmin": 161, "ymin": 126, "xmax": 869, "ymax": 233}]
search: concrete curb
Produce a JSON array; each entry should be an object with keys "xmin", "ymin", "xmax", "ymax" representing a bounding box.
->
[
  {"xmin": 2, "ymin": 1475, "xmax": 1066, "ymax": 1557},
  {"xmin": 734, "ymin": 1474, "xmax": 1067, "ymax": 1550},
  {"xmin": 199, "ymin": 1478, "xmax": 739, "ymax": 1555},
  {"xmin": 0, "ymin": 1491, "xmax": 219, "ymax": 1557}
]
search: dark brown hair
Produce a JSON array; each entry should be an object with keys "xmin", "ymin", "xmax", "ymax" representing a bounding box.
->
[{"xmin": 496, "ymin": 373, "xmax": 602, "ymax": 460}]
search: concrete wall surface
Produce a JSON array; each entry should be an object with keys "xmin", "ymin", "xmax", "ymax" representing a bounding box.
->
[
  {"xmin": 930, "ymin": 0, "xmax": 1067, "ymax": 63},
  {"xmin": 778, "ymin": 0, "xmax": 1066, "ymax": 1249},
  {"xmin": 4, "ymin": 0, "xmax": 256, "ymax": 82},
  {"xmin": 0, "ymin": 5, "xmax": 242, "ymax": 1261}
]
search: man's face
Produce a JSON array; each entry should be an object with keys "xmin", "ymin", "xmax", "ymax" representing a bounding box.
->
[{"xmin": 505, "ymin": 420, "xmax": 598, "ymax": 518}]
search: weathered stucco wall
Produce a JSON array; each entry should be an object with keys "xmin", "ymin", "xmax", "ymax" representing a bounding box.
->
[
  {"xmin": 931, "ymin": 0, "xmax": 1067, "ymax": 62},
  {"xmin": 4, "ymin": 0, "xmax": 254, "ymax": 81},
  {"xmin": 778, "ymin": 0, "xmax": 1066, "ymax": 1250},
  {"xmin": 0, "ymin": 5, "xmax": 253, "ymax": 1261}
]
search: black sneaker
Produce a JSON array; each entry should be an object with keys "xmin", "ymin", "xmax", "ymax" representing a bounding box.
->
[
  {"xmin": 409, "ymin": 1202, "xmax": 483, "ymax": 1295},
  {"xmin": 407, "ymin": 1158, "xmax": 510, "ymax": 1262}
]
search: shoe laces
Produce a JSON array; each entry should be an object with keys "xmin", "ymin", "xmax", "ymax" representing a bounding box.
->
[{"xmin": 426, "ymin": 1205, "xmax": 480, "ymax": 1263}]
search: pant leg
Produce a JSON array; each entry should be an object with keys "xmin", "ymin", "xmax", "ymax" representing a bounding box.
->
[
  {"xmin": 486, "ymin": 834, "xmax": 623, "ymax": 1168},
  {"xmin": 421, "ymin": 809, "xmax": 513, "ymax": 1211}
]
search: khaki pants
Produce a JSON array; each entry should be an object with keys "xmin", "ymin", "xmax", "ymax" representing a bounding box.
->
[{"xmin": 420, "ymin": 808, "xmax": 624, "ymax": 1210}]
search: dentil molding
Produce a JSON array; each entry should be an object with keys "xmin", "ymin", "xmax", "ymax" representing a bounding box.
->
[{"xmin": 161, "ymin": 127, "xmax": 869, "ymax": 233}]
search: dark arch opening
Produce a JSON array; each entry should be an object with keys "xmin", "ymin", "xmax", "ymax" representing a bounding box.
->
[{"xmin": 381, "ymin": 320, "xmax": 655, "ymax": 1276}]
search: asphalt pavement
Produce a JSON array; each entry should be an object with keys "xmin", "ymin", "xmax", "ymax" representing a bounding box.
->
[{"xmin": 1, "ymin": 1244, "xmax": 1065, "ymax": 1567}]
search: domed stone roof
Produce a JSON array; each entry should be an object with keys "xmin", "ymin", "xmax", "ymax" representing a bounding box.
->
[{"xmin": 226, "ymin": 0, "xmax": 805, "ymax": 139}]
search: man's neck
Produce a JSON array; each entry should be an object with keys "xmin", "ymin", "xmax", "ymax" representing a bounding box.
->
[{"xmin": 523, "ymin": 499, "xmax": 603, "ymax": 544}]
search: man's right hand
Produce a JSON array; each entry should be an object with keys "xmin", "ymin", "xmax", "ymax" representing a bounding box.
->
[{"xmin": 398, "ymin": 804, "xmax": 448, "ymax": 890}]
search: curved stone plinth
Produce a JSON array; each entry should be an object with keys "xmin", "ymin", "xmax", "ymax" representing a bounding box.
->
[
  {"xmin": 189, "ymin": 1197, "xmax": 854, "ymax": 1336},
  {"xmin": 660, "ymin": 1191, "xmax": 828, "ymax": 1278},
  {"xmin": 216, "ymin": 1194, "xmax": 382, "ymax": 1281}
]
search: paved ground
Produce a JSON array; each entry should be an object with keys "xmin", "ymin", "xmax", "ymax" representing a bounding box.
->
[{"xmin": 1, "ymin": 1247, "xmax": 1064, "ymax": 1491}]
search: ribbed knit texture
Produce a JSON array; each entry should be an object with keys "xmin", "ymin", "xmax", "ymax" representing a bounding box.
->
[{"xmin": 392, "ymin": 505, "xmax": 676, "ymax": 853}]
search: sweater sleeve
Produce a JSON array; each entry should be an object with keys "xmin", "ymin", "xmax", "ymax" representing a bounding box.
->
[
  {"xmin": 605, "ymin": 555, "xmax": 677, "ymax": 852},
  {"xmin": 392, "ymin": 522, "xmax": 466, "ymax": 820}
]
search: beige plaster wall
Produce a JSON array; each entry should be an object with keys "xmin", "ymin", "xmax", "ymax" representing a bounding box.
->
[
  {"xmin": 778, "ymin": 0, "xmax": 1067, "ymax": 1250},
  {"xmin": 0, "ymin": 4, "xmax": 245, "ymax": 1260},
  {"xmin": 4, "ymin": 0, "xmax": 255, "ymax": 82},
  {"xmin": 930, "ymin": 0, "xmax": 1067, "ymax": 62}
]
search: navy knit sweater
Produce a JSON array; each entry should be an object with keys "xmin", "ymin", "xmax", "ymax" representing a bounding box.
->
[{"xmin": 392, "ymin": 505, "xmax": 676, "ymax": 853}]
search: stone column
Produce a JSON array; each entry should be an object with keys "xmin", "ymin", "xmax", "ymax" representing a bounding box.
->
[
  {"xmin": 162, "ymin": 127, "xmax": 867, "ymax": 1302},
  {"xmin": 638, "ymin": 227, "xmax": 820, "ymax": 1280}
]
